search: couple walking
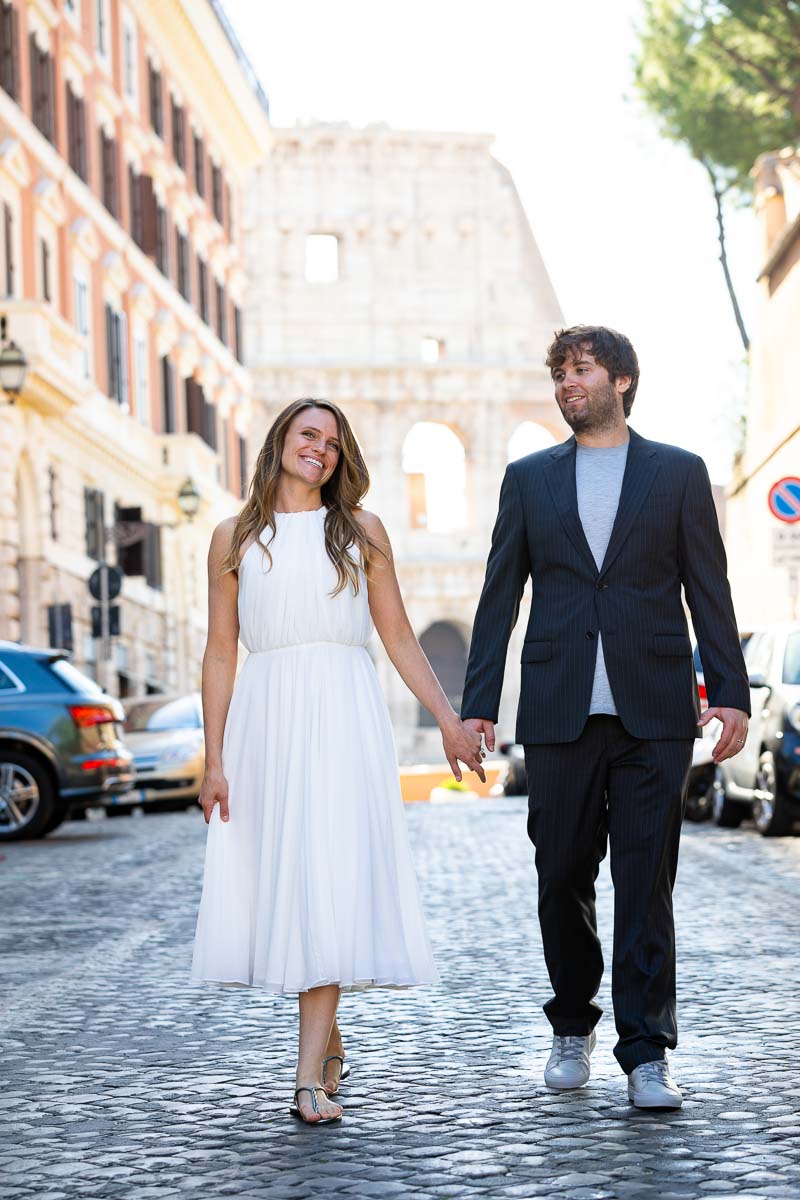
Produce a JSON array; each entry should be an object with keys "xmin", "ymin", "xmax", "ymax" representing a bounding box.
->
[{"xmin": 191, "ymin": 325, "xmax": 750, "ymax": 1123}]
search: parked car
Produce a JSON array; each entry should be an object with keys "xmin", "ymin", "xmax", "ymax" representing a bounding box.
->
[
  {"xmin": 684, "ymin": 634, "xmax": 753, "ymax": 822},
  {"xmin": 0, "ymin": 641, "xmax": 134, "ymax": 841},
  {"xmin": 119, "ymin": 693, "xmax": 204, "ymax": 812},
  {"xmin": 712, "ymin": 623, "xmax": 800, "ymax": 836}
]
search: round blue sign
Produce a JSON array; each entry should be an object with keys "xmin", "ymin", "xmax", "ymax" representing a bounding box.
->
[{"xmin": 768, "ymin": 477, "xmax": 800, "ymax": 524}]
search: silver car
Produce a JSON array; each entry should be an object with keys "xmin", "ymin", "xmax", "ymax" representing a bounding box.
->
[{"xmin": 116, "ymin": 693, "xmax": 204, "ymax": 811}]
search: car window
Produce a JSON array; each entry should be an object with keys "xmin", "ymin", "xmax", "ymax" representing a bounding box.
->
[
  {"xmin": 783, "ymin": 632, "xmax": 800, "ymax": 685},
  {"xmin": 0, "ymin": 661, "xmax": 21, "ymax": 690},
  {"xmin": 48, "ymin": 658, "xmax": 105, "ymax": 695},
  {"xmin": 746, "ymin": 635, "xmax": 774, "ymax": 681},
  {"xmin": 124, "ymin": 695, "xmax": 201, "ymax": 732}
]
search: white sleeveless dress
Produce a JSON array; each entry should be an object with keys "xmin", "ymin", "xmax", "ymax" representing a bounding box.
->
[{"xmin": 191, "ymin": 507, "xmax": 439, "ymax": 994}]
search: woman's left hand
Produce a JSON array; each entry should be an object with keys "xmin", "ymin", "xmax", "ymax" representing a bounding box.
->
[{"xmin": 441, "ymin": 716, "xmax": 486, "ymax": 783}]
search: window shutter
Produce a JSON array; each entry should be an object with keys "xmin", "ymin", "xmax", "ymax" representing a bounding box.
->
[
  {"xmin": 48, "ymin": 603, "xmax": 74, "ymax": 652},
  {"xmin": 238, "ymin": 435, "xmax": 248, "ymax": 499},
  {"xmin": 115, "ymin": 504, "xmax": 145, "ymax": 576},
  {"xmin": 185, "ymin": 377, "xmax": 204, "ymax": 438},
  {"xmin": 0, "ymin": 3, "xmax": 19, "ymax": 100},
  {"xmin": 3, "ymin": 202, "xmax": 13, "ymax": 295},
  {"xmin": 161, "ymin": 356, "xmax": 175, "ymax": 433},
  {"xmin": 143, "ymin": 523, "xmax": 163, "ymax": 590},
  {"xmin": 105, "ymin": 302, "xmax": 117, "ymax": 401},
  {"xmin": 204, "ymin": 396, "xmax": 217, "ymax": 451},
  {"xmin": 141, "ymin": 174, "xmax": 157, "ymax": 256},
  {"xmin": 117, "ymin": 310, "xmax": 128, "ymax": 409}
]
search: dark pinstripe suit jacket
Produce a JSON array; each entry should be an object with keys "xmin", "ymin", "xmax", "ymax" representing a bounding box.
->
[{"xmin": 460, "ymin": 427, "xmax": 751, "ymax": 744}]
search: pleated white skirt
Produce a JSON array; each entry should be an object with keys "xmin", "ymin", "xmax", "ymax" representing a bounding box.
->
[{"xmin": 191, "ymin": 641, "xmax": 439, "ymax": 994}]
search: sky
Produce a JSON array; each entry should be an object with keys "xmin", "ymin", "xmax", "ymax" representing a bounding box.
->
[{"xmin": 223, "ymin": 0, "xmax": 761, "ymax": 483}]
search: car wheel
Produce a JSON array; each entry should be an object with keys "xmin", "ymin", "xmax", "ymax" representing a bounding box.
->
[
  {"xmin": 0, "ymin": 750, "xmax": 59, "ymax": 841},
  {"xmin": 684, "ymin": 771, "xmax": 714, "ymax": 822},
  {"xmin": 711, "ymin": 768, "xmax": 748, "ymax": 828},
  {"xmin": 752, "ymin": 751, "xmax": 794, "ymax": 837}
]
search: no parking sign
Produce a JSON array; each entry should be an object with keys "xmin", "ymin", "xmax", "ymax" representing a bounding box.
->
[{"xmin": 768, "ymin": 477, "xmax": 800, "ymax": 524}]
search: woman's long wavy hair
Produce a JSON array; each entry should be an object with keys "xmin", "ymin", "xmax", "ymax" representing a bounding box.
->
[{"xmin": 221, "ymin": 399, "xmax": 384, "ymax": 595}]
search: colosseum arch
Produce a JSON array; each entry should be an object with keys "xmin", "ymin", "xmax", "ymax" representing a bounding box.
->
[
  {"xmin": 417, "ymin": 619, "xmax": 469, "ymax": 727},
  {"xmin": 507, "ymin": 420, "xmax": 557, "ymax": 462},
  {"xmin": 402, "ymin": 421, "xmax": 467, "ymax": 532}
]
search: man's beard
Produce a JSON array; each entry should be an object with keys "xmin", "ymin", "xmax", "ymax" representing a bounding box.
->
[{"xmin": 559, "ymin": 381, "xmax": 621, "ymax": 433}]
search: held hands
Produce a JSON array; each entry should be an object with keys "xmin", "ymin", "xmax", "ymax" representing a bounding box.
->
[
  {"xmin": 441, "ymin": 715, "xmax": 489, "ymax": 784},
  {"xmin": 698, "ymin": 707, "xmax": 749, "ymax": 764},
  {"xmin": 199, "ymin": 767, "xmax": 230, "ymax": 824}
]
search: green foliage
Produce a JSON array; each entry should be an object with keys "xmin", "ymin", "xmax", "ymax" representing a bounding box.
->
[
  {"xmin": 634, "ymin": 0, "xmax": 800, "ymax": 192},
  {"xmin": 437, "ymin": 777, "xmax": 470, "ymax": 791}
]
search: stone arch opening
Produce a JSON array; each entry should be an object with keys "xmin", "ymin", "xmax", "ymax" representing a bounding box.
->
[
  {"xmin": 507, "ymin": 421, "xmax": 556, "ymax": 461},
  {"xmin": 417, "ymin": 620, "xmax": 468, "ymax": 727},
  {"xmin": 402, "ymin": 422, "xmax": 466, "ymax": 532}
]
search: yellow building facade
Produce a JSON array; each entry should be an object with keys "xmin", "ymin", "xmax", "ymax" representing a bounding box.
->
[
  {"xmin": 0, "ymin": 0, "xmax": 270, "ymax": 693},
  {"xmin": 726, "ymin": 147, "xmax": 800, "ymax": 627}
]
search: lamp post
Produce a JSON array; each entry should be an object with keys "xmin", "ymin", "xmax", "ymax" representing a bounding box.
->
[{"xmin": 0, "ymin": 315, "xmax": 28, "ymax": 403}]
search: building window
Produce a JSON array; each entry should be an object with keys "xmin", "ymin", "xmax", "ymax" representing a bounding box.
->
[
  {"xmin": 197, "ymin": 255, "xmax": 208, "ymax": 323},
  {"xmin": 238, "ymin": 434, "xmax": 247, "ymax": 499},
  {"xmin": 193, "ymin": 131, "xmax": 205, "ymax": 197},
  {"xmin": 211, "ymin": 162, "xmax": 223, "ymax": 224},
  {"xmin": 133, "ymin": 331, "xmax": 148, "ymax": 424},
  {"xmin": 3, "ymin": 202, "xmax": 15, "ymax": 296},
  {"xmin": 104, "ymin": 303, "xmax": 128, "ymax": 409},
  {"xmin": 155, "ymin": 202, "xmax": 169, "ymax": 277},
  {"xmin": 225, "ymin": 181, "xmax": 234, "ymax": 240},
  {"xmin": 74, "ymin": 274, "xmax": 91, "ymax": 380},
  {"xmin": 420, "ymin": 337, "xmax": 444, "ymax": 364},
  {"xmin": 171, "ymin": 97, "xmax": 185, "ymax": 169},
  {"xmin": 29, "ymin": 34, "xmax": 55, "ymax": 143},
  {"xmin": 39, "ymin": 237, "xmax": 51, "ymax": 302},
  {"xmin": 214, "ymin": 280, "xmax": 227, "ymax": 344},
  {"xmin": 129, "ymin": 165, "xmax": 143, "ymax": 247},
  {"xmin": 100, "ymin": 129, "xmax": 119, "ymax": 217},
  {"xmin": 148, "ymin": 60, "xmax": 163, "ymax": 137},
  {"xmin": 160, "ymin": 355, "xmax": 175, "ymax": 433},
  {"xmin": 122, "ymin": 12, "xmax": 137, "ymax": 104},
  {"xmin": 95, "ymin": 0, "xmax": 110, "ymax": 60},
  {"xmin": 84, "ymin": 485, "xmax": 106, "ymax": 560},
  {"xmin": 233, "ymin": 305, "xmax": 243, "ymax": 364},
  {"xmin": 220, "ymin": 416, "xmax": 230, "ymax": 490},
  {"xmin": 185, "ymin": 377, "xmax": 216, "ymax": 450},
  {"xmin": 176, "ymin": 230, "xmax": 190, "ymax": 301},
  {"xmin": 48, "ymin": 464, "xmax": 59, "ymax": 540},
  {"xmin": 66, "ymin": 85, "xmax": 88, "ymax": 181},
  {"xmin": 305, "ymin": 234, "xmax": 339, "ymax": 283},
  {"xmin": 0, "ymin": 2, "xmax": 20, "ymax": 100}
]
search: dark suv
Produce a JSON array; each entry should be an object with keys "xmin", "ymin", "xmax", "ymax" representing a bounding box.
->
[{"xmin": 0, "ymin": 642, "xmax": 134, "ymax": 841}]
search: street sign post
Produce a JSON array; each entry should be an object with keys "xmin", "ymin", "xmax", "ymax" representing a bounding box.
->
[{"xmin": 769, "ymin": 478, "xmax": 800, "ymax": 619}]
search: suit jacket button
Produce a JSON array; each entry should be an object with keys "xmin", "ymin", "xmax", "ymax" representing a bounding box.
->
[{"xmin": 586, "ymin": 631, "xmax": 595, "ymax": 639}]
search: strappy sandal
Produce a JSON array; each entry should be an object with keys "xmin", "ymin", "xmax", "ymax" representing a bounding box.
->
[
  {"xmin": 322, "ymin": 1054, "xmax": 351, "ymax": 1095},
  {"xmin": 289, "ymin": 1085, "xmax": 342, "ymax": 1125}
]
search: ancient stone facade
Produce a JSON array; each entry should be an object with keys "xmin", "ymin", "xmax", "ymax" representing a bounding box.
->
[{"xmin": 244, "ymin": 123, "xmax": 565, "ymax": 761}]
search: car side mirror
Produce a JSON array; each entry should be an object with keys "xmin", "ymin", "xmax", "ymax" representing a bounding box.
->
[{"xmin": 748, "ymin": 671, "xmax": 769, "ymax": 690}]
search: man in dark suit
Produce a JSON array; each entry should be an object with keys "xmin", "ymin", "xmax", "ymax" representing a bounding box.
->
[{"xmin": 460, "ymin": 326, "xmax": 750, "ymax": 1108}]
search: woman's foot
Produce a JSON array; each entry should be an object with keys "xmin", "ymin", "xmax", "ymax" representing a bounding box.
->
[
  {"xmin": 322, "ymin": 1023, "xmax": 346, "ymax": 1095},
  {"xmin": 293, "ymin": 1082, "xmax": 343, "ymax": 1123}
]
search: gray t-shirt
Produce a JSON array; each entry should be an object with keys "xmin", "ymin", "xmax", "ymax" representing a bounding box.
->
[{"xmin": 575, "ymin": 441, "xmax": 629, "ymax": 716}]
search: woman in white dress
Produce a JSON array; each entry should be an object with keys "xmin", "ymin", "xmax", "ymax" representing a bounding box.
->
[{"xmin": 192, "ymin": 399, "xmax": 485, "ymax": 1124}]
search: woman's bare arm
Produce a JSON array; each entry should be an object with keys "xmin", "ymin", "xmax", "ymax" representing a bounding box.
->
[
  {"xmin": 356, "ymin": 511, "xmax": 485, "ymax": 782},
  {"xmin": 199, "ymin": 517, "xmax": 240, "ymax": 823}
]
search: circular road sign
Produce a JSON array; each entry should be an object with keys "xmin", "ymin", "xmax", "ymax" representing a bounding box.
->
[
  {"xmin": 88, "ymin": 563, "xmax": 123, "ymax": 601},
  {"xmin": 768, "ymin": 477, "xmax": 800, "ymax": 524}
]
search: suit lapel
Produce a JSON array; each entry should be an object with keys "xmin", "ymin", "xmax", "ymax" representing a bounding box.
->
[
  {"xmin": 543, "ymin": 437, "xmax": 597, "ymax": 573},
  {"xmin": 599, "ymin": 427, "xmax": 661, "ymax": 574}
]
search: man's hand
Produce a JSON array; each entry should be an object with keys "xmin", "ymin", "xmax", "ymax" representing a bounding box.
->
[
  {"xmin": 441, "ymin": 717, "xmax": 487, "ymax": 783},
  {"xmin": 462, "ymin": 718, "xmax": 496, "ymax": 754},
  {"xmin": 698, "ymin": 707, "xmax": 749, "ymax": 764}
]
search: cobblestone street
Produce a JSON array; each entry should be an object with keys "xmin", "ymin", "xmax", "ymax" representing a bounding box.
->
[{"xmin": 2, "ymin": 797, "xmax": 800, "ymax": 1199}]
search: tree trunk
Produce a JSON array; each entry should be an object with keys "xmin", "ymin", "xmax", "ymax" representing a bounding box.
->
[{"xmin": 704, "ymin": 161, "xmax": 749, "ymax": 353}]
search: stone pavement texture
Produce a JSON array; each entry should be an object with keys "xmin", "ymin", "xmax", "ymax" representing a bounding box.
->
[{"xmin": 1, "ymin": 798, "xmax": 800, "ymax": 1200}]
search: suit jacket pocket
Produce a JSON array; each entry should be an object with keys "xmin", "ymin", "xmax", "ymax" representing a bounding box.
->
[
  {"xmin": 653, "ymin": 634, "xmax": 692, "ymax": 657},
  {"xmin": 522, "ymin": 640, "xmax": 553, "ymax": 663}
]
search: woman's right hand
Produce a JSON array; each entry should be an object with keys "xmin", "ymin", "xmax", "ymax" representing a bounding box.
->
[{"xmin": 199, "ymin": 767, "xmax": 230, "ymax": 824}]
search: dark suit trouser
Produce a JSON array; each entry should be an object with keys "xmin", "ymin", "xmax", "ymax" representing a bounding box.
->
[{"xmin": 524, "ymin": 715, "xmax": 693, "ymax": 1074}]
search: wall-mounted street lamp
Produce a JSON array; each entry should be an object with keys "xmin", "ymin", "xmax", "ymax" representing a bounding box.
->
[
  {"xmin": 0, "ymin": 315, "xmax": 28, "ymax": 403},
  {"xmin": 177, "ymin": 477, "xmax": 201, "ymax": 522}
]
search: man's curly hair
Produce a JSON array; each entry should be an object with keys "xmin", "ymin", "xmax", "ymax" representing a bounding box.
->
[{"xmin": 545, "ymin": 325, "xmax": 640, "ymax": 417}]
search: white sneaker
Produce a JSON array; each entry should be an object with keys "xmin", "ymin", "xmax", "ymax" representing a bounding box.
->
[
  {"xmin": 544, "ymin": 1030, "xmax": 597, "ymax": 1089},
  {"xmin": 628, "ymin": 1059, "xmax": 683, "ymax": 1108}
]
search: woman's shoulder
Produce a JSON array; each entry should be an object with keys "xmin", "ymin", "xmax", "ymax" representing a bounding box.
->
[{"xmin": 351, "ymin": 508, "xmax": 388, "ymax": 539}]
